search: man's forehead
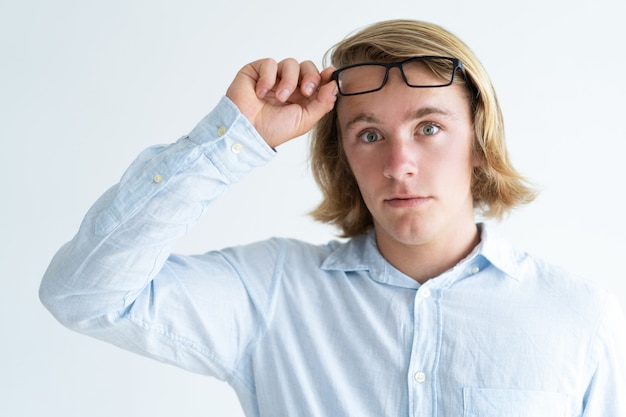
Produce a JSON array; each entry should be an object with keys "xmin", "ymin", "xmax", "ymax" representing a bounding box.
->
[
  {"xmin": 341, "ymin": 105, "xmax": 458, "ymax": 130},
  {"xmin": 336, "ymin": 84, "xmax": 468, "ymax": 125}
]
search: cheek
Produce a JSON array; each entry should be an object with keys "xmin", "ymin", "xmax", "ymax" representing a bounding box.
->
[
  {"xmin": 432, "ymin": 143, "xmax": 476, "ymax": 186},
  {"xmin": 340, "ymin": 141, "xmax": 364, "ymax": 186},
  {"xmin": 342, "ymin": 148, "xmax": 378, "ymax": 193},
  {"xmin": 341, "ymin": 137, "xmax": 363, "ymax": 173},
  {"xmin": 344, "ymin": 155, "xmax": 368, "ymax": 188},
  {"xmin": 448, "ymin": 130, "xmax": 477, "ymax": 168}
]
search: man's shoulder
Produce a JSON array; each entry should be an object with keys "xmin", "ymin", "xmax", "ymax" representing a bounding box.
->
[
  {"xmin": 505, "ymin": 245, "xmax": 611, "ymax": 316},
  {"xmin": 216, "ymin": 234, "xmax": 352, "ymax": 266},
  {"xmin": 480, "ymin": 226, "xmax": 610, "ymax": 306}
]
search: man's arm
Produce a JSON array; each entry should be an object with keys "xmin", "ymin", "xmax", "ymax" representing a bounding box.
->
[
  {"xmin": 39, "ymin": 59, "xmax": 337, "ymax": 376},
  {"xmin": 582, "ymin": 294, "xmax": 626, "ymax": 416},
  {"xmin": 39, "ymin": 97, "xmax": 275, "ymax": 374}
]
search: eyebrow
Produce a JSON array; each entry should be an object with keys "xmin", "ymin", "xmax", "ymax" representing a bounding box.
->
[
  {"xmin": 344, "ymin": 114, "xmax": 379, "ymax": 131},
  {"xmin": 344, "ymin": 106, "xmax": 456, "ymax": 131},
  {"xmin": 406, "ymin": 106, "xmax": 456, "ymax": 120}
]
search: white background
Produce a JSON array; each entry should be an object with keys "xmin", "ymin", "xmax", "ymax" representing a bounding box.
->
[{"xmin": 1, "ymin": 0, "xmax": 625, "ymax": 416}]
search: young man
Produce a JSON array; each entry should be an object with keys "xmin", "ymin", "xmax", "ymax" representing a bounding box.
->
[{"xmin": 40, "ymin": 20, "xmax": 625, "ymax": 416}]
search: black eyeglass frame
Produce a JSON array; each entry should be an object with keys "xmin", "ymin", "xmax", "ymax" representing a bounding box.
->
[{"xmin": 331, "ymin": 56, "xmax": 466, "ymax": 96}]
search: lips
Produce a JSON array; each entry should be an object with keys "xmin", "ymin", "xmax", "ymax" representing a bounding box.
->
[{"xmin": 384, "ymin": 196, "xmax": 433, "ymax": 208}]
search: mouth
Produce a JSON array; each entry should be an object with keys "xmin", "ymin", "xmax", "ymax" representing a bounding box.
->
[{"xmin": 384, "ymin": 196, "xmax": 433, "ymax": 208}]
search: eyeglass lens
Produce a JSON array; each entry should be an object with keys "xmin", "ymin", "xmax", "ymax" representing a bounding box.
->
[{"xmin": 336, "ymin": 57, "xmax": 457, "ymax": 95}]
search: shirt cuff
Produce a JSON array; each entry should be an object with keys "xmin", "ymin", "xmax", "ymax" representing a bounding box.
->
[{"xmin": 187, "ymin": 96, "xmax": 276, "ymax": 184}]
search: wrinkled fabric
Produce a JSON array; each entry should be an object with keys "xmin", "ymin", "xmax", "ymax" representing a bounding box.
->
[{"xmin": 40, "ymin": 97, "xmax": 626, "ymax": 417}]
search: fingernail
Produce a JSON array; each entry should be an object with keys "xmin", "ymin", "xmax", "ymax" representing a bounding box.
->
[
  {"xmin": 278, "ymin": 89, "xmax": 290, "ymax": 101},
  {"xmin": 304, "ymin": 82, "xmax": 316, "ymax": 96}
]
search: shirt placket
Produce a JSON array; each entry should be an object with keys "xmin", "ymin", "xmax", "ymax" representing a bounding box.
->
[{"xmin": 407, "ymin": 284, "xmax": 439, "ymax": 416}]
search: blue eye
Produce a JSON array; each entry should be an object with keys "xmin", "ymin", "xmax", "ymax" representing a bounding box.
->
[
  {"xmin": 359, "ymin": 131, "xmax": 382, "ymax": 143},
  {"xmin": 420, "ymin": 123, "xmax": 440, "ymax": 136}
]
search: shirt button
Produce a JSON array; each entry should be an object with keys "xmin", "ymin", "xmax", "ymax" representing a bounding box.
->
[
  {"xmin": 152, "ymin": 174, "xmax": 163, "ymax": 183},
  {"xmin": 217, "ymin": 125, "xmax": 227, "ymax": 136},
  {"xmin": 421, "ymin": 288, "xmax": 431, "ymax": 298},
  {"xmin": 231, "ymin": 143, "xmax": 243, "ymax": 154},
  {"xmin": 414, "ymin": 372, "xmax": 426, "ymax": 383},
  {"xmin": 471, "ymin": 266, "xmax": 480, "ymax": 274}
]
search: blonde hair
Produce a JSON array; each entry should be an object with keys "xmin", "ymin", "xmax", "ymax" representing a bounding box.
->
[{"xmin": 310, "ymin": 19, "xmax": 537, "ymax": 237}]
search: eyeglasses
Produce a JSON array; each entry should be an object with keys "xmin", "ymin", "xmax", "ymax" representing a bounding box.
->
[{"xmin": 331, "ymin": 56, "xmax": 465, "ymax": 96}]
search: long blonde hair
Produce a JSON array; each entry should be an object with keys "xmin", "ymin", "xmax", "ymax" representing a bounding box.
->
[{"xmin": 310, "ymin": 19, "xmax": 537, "ymax": 237}]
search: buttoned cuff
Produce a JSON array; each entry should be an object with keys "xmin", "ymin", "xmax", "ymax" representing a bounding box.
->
[{"xmin": 188, "ymin": 96, "xmax": 276, "ymax": 184}]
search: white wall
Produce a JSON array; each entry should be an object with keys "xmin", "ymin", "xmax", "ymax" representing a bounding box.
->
[{"xmin": 2, "ymin": 0, "xmax": 624, "ymax": 416}]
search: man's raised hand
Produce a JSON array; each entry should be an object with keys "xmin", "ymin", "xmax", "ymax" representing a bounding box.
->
[{"xmin": 226, "ymin": 58, "xmax": 338, "ymax": 148}]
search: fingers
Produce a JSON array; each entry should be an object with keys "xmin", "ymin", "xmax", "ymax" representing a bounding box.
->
[
  {"xmin": 253, "ymin": 58, "xmax": 326, "ymax": 103},
  {"xmin": 274, "ymin": 58, "xmax": 301, "ymax": 102},
  {"xmin": 225, "ymin": 57, "xmax": 338, "ymax": 147},
  {"xmin": 317, "ymin": 66, "xmax": 338, "ymax": 103},
  {"xmin": 298, "ymin": 60, "xmax": 323, "ymax": 97},
  {"xmin": 254, "ymin": 58, "xmax": 278, "ymax": 99}
]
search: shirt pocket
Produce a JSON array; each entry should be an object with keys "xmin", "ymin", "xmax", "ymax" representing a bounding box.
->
[{"xmin": 463, "ymin": 387, "xmax": 568, "ymax": 417}]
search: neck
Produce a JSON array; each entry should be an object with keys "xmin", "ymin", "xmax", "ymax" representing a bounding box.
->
[{"xmin": 375, "ymin": 221, "xmax": 480, "ymax": 284}]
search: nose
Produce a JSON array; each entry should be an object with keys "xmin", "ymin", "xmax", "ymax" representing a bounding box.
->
[{"xmin": 382, "ymin": 137, "xmax": 419, "ymax": 180}]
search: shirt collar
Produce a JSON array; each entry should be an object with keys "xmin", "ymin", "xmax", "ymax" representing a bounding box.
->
[
  {"xmin": 477, "ymin": 224, "xmax": 524, "ymax": 282},
  {"xmin": 321, "ymin": 223, "xmax": 524, "ymax": 287},
  {"xmin": 321, "ymin": 229, "xmax": 420, "ymax": 289}
]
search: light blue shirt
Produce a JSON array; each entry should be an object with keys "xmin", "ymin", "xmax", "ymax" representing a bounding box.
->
[{"xmin": 40, "ymin": 97, "xmax": 626, "ymax": 417}]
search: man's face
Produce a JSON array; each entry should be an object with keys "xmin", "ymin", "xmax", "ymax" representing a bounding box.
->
[{"xmin": 337, "ymin": 67, "xmax": 478, "ymax": 252}]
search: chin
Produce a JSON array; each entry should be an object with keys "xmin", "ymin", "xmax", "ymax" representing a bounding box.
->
[{"xmin": 384, "ymin": 223, "xmax": 438, "ymax": 246}]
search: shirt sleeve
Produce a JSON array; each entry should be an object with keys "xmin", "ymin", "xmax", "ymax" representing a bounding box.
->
[
  {"xmin": 39, "ymin": 96, "xmax": 278, "ymax": 382},
  {"xmin": 582, "ymin": 293, "xmax": 626, "ymax": 416}
]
